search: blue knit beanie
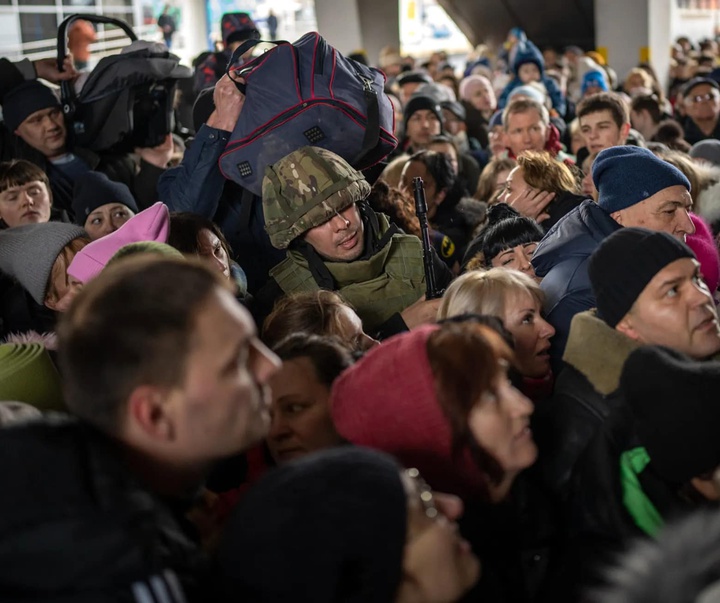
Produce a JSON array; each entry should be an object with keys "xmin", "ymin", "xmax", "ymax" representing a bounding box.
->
[
  {"xmin": 592, "ymin": 146, "xmax": 691, "ymax": 214},
  {"xmin": 582, "ymin": 70, "xmax": 609, "ymax": 95}
]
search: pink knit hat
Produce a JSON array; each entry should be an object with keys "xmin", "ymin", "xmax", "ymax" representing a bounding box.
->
[
  {"xmin": 330, "ymin": 325, "xmax": 489, "ymax": 501},
  {"xmin": 687, "ymin": 213, "xmax": 720, "ymax": 294},
  {"xmin": 67, "ymin": 202, "xmax": 170, "ymax": 283}
]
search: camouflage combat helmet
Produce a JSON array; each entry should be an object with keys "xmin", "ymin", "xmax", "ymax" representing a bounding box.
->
[{"xmin": 262, "ymin": 147, "xmax": 371, "ymax": 250}]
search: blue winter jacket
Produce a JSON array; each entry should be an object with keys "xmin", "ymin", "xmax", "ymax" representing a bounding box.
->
[
  {"xmin": 532, "ymin": 200, "xmax": 620, "ymax": 373},
  {"xmin": 497, "ymin": 40, "xmax": 567, "ymax": 117}
]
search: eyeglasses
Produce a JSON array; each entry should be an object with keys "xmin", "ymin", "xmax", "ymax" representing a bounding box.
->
[
  {"xmin": 688, "ymin": 92, "xmax": 719, "ymax": 104},
  {"xmin": 404, "ymin": 467, "xmax": 438, "ymax": 519}
]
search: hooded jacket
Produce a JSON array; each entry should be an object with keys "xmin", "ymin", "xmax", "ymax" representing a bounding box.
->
[
  {"xmin": 497, "ymin": 41, "xmax": 567, "ymax": 117},
  {"xmin": 532, "ymin": 200, "xmax": 621, "ymax": 372}
]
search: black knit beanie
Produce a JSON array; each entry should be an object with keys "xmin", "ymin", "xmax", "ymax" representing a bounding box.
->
[
  {"xmin": 622, "ymin": 345, "xmax": 720, "ymax": 484},
  {"xmin": 589, "ymin": 228, "xmax": 695, "ymax": 327},
  {"xmin": 72, "ymin": 172, "xmax": 138, "ymax": 224},
  {"xmin": 403, "ymin": 95, "xmax": 443, "ymax": 134},
  {"xmin": 214, "ymin": 447, "xmax": 407, "ymax": 603}
]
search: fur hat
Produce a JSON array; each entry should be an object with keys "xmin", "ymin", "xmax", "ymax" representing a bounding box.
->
[
  {"xmin": 71, "ymin": 172, "xmax": 138, "ymax": 223},
  {"xmin": 331, "ymin": 325, "xmax": 490, "ymax": 500},
  {"xmin": 592, "ymin": 146, "xmax": 691, "ymax": 214},
  {"xmin": 0, "ymin": 222, "xmax": 86, "ymax": 305},
  {"xmin": 67, "ymin": 202, "xmax": 170, "ymax": 283},
  {"xmin": 588, "ymin": 227, "xmax": 695, "ymax": 327},
  {"xmin": 622, "ymin": 345, "xmax": 720, "ymax": 484}
]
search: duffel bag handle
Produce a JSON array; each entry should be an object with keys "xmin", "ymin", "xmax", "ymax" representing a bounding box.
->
[
  {"xmin": 57, "ymin": 14, "xmax": 137, "ymax": 119},
  {"xmin": 226, "ymin": 38, "xmax": 290, "ymax": 95}
]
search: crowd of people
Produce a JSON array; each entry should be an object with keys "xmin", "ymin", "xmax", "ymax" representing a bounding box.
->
[{"xmin": 3, "ymin": 12, "xmax": 720, "ymax": 603}]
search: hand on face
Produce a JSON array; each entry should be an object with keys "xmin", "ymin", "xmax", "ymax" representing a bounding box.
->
[{"xmin": 506, "ymin": 186, "xmax": 554, "ymax": 222}]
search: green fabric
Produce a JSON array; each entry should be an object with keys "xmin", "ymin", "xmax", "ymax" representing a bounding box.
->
[
  {"xmin": 0, "ymin": 343, "xmax": 64, "ymax": 411},
  {"xmin": 620, "ymin": 447, "xmax": 664, "ymax": 537},
  {"xmin": 271, "ymin": 215, "xmax": 425, "ymax": 332}
]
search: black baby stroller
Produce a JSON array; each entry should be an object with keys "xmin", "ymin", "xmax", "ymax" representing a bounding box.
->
[{"xmin": 57, "ymin": 14, "xmax": 192, "ymax": 154}]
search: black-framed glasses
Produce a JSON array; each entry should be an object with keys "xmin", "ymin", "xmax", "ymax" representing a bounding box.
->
[{"xmin": 404, "ymin": 467, "xmax": 438, "ymax": 519}]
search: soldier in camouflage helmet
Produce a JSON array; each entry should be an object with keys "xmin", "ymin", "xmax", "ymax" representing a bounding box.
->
[
  {"xmin": 263, "ymin": 146, "xmax": 370, "ymax": 257},
  {"xmin": 255, "ymin": 147, "xmax": 453, "ymax": 339}
]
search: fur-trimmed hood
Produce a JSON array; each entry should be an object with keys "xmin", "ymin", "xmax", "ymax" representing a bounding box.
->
[
  {"xmin": 696, "ymin": 179, "xmax": 720, "ymax": 230},
  {"xmin": 563, "ymin": 310, "xmax": 642, "ymax": 396}
]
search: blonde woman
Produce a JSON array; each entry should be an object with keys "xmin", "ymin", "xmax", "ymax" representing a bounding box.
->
[{"xmin": 438, "ymin": 269, "xmax": 555, "ymax": 399}]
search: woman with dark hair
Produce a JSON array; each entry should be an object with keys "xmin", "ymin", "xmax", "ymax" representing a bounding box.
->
[
  {"xmin": 262, "ymin": 290, "xmax": 378, "ymax": 353},
  {"xmin": 168, "ymin": 212, "xmax": 249, "ymax": 298},
  {"xmin": 265, "ymin": 333, "xmax": 352, "ymax": 465},
  {"xmin": 399, "ymin": 150, "xmax": 486, "ymax": 270},
  {"xmin": 462, "ymin": 203, "xmax": 544, "ymax": 276}
]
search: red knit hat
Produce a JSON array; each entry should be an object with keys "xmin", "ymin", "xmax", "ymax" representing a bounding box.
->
[{"xmin": 330, "ymin": 325, "xmax": 489, "ymax": 500}]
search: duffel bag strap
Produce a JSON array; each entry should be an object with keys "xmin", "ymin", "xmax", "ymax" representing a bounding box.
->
[
  {"xmin": 225, "ymin": 38, "xmax": 290, "ymax": 95},
  {"xmin": 352, "ymin": 74, "xmax": 381, "ymax": 168}
]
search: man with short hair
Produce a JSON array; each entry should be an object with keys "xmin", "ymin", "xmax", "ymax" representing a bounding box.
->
[
  {"xmin": 502, "ymin": 96, "xmax": 571, "ymax": 163},
  {"xmin": 538, "ymin": 227, "xmax": 720, "ymax": 495},
  {"xmin": 630, "ymin": 94, "xmax": 664, "ymax": 141},
  {"xmin": 0, "ymin": 256, "xmax": 280, "ymax": 600},
  {"xmin": 533, "ymin": 145, "xmax": 695, "ymax": 370},
  {"xmin": 255, "ymin": 146, "xmax": 452, "ymax": 336},
  {"xmin": 681, "ymin": 77, "xmax": 720, "ymax": 145},
  {"xmin": 577, "ymin": 92, "xmax": 631, "ymax": 155}
]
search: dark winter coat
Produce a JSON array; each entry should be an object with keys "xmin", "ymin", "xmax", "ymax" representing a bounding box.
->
[
  {"xmin": 0, "ymin": 416, "xmax": 207, "ymax": 601},
  {"xmin": 532, "ymin": 200, "xmax": 621, "ymax": 373},
  {"xmin": 534, "ymin": 310, "xmax": 641, "ymax": 501}
]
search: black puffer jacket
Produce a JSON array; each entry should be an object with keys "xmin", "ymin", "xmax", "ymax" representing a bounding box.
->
[{"xmin": 0, "ymin": 416, "xmax": 207, "ymax": 602}]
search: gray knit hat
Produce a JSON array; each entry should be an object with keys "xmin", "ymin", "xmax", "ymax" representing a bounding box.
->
[{"xmin": 0, "ymin": 223, "xmax": 86, "ymax": 304}]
